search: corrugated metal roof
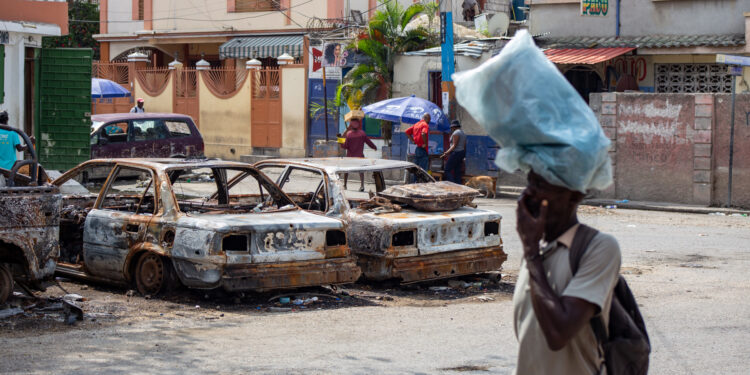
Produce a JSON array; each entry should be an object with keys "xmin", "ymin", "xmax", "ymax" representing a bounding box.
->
[
  {"xmin": 219, "ymin": 35, "xmax": 304, "ymax": 59},
  {"xmin": 403, "ymin": 42, "xmax": 493, "ymax": 59},
  {"xmin": 544, "ymin": 47, "xmax": 635, "ymax": 64},
  {"xmin": 537, "ymin": 34, "xmax": 745, "ymax": 49}
]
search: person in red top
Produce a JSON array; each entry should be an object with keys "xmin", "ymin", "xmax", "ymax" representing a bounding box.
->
[
  {"xmin": 405, "ymin": 113, "xmax": 431, "ymax": 172},
  {"xmin": 341, "ymin": 116, "xmax": 377, "ymax": 191}
]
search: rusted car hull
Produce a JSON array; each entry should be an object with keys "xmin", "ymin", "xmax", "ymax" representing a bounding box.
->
[
  {"xmin": 221, "ymin": 257, "xmax": 361, "ymax": 292},
  {"xmin": 356, "ymin": 245, "xmax": 507, "ymax": 283}
]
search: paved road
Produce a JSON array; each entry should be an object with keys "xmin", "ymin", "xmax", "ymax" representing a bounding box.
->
[{"xmin": 2, "ymin": 198, "xmax": 749, "ymax": 374}]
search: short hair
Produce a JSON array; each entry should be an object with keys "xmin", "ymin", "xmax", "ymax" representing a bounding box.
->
[
  {"xmin": 422, "ymin": 113, "xmax": 431, "ymax": 120},
  {"xmin": 450, "ymin": 120, "xmax": 461, "ymax": 128},
  {"xmin": 0, "ymin": 111, "xmax": 8, "ymax": 124}
]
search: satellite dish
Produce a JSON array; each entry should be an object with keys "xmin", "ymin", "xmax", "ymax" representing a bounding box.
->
[{"xmin": 488, "ymin": 12, "xmax": 510, "ymax": 36}]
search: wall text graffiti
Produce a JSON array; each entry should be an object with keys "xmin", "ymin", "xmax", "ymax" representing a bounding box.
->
[{"xmin": 581, "ymin": 0, "xmax": 608, "ymax": 16}]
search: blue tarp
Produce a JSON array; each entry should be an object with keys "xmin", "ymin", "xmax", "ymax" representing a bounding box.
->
[{"xmin": 454, "ymin": 30, "xmax": 612, "ymax": 193}]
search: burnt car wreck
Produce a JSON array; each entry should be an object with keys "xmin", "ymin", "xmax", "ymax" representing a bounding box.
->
[
  {"xmin": 254, "ymin": 158, "xmax": 507, "ymax": 283},
  {"xmin": 52, "ymin": 159, "xmax": 360, "ymax": 295},
  {"xmin": 0, "ymin": 125, "xmax": 60, "ymax": 304}
]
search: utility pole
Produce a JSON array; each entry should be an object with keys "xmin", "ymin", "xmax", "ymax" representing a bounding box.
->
[{"xmin": 440, "ymin": 0, "xmax": 455, "ymax": 122}]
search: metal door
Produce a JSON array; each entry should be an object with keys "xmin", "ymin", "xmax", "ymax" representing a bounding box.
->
[
  {"xmin": 38, "ymin": 48, "xmax": 92, "ymax": 170},
  {"xmin": 251, "ymin": 68, "xmax": 282, "ymax": 148},
  {"xmin": 174, "ymin": 69, "xmax": 200, "ymax": 127}
]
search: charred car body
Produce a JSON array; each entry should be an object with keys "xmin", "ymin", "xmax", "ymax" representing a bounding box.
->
[
  {"xmin": 253, "ymin": 158, "xmax": 506, "ymax": 283},
  {"xmin": 0, "ymin": 125, "xmax": 60, "ymax": 303},
  {"xmin": 52, "ymin": 159, "xmax": 360, "ymax": 295}
]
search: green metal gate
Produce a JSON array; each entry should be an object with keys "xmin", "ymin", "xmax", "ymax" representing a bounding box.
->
[{"xmin": 38, "ymin": 48, "xmax": 92, "ymax": 171}]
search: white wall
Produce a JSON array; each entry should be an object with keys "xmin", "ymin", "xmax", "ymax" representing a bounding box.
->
[
  {"xmin": 1, "ymin": 31, "xmax": 28, "ymax": 131},
  {"xmin": 108, "ymin": 0, "xmax": 144, "ymax": 34}
]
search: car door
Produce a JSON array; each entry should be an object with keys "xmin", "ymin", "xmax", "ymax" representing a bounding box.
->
[
  {"xmin": 92, "ymin": 121, "xmax": 130, "ymax": 158},
  {"xmin": 82, "ymin": 164, "xmax": 159, "ymax": 281}
]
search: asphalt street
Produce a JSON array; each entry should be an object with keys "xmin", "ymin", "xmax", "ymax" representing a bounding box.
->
[{"xmin": 1, "ymin": 198, "xmax": 749, "ymax": 374}]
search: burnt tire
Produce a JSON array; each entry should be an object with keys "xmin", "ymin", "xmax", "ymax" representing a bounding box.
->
[
  {"xmin": 134, "ymin": 253, "xmax": 176, "ymax": 296},
  {"xmin": 0, "ymin": 264, "xmax": 14, "ymax": 304}
]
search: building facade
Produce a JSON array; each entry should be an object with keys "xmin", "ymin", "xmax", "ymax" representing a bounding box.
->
[
  {"xmin": 529, "ymin": 0, "xmax": 750, "ymax": 98},
  {"xmin": 0, "ymin": 0, "xmax": 68, "ymax": 135}
]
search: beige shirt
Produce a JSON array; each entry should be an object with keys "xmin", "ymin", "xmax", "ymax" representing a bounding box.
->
[{"xmin": 512, "ymin": 224, "xmax": 621, "ymax": 375}]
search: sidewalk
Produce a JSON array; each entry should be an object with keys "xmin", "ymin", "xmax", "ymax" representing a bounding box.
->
[{"xmin": 497, "ymin": 185, "xmax": 750, "ymax": 216}]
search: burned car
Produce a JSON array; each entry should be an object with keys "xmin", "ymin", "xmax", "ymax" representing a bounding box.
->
[
  {"xmin": 0, "ymin": 125, "xmax": 60, "ymax": 303},
  {"xmin": 51, "ymin": 159, "xmax": 360, "ymax": 295},
  {"xmin": 253, "ymin": 158, "xmax": 506, "ymax": 283}
]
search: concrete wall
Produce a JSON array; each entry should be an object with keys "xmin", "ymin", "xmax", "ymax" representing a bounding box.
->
[
  {"xmin": 590, "ymin": 92, "xmax": 750, "ymax": 208},
  {"xmin": 108, "ymin": 0, "xmax": 143, "ymax": 34},
  {"xmin": 392, "ymin": 53, "xmax": 489, "ymax": 136},
  {"xmin": 198, "ymin": 70, "xmax": 253, "ymax": 160},
  {"xmin": 530, "ymin": 0, "xmax": 750, "ymax": 37},
  {"xmin": 280, "ymin": 66, "xmax": 306, "ymax": 158},
  {"xmin": 133, "ymin": 74, "xmax": 173, "ymax": 113}
]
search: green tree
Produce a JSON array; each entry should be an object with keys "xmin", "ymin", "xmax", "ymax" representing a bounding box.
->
[
  {"xmin": 43, "ymin": 0, "xmax": 100, "ymax": 60},
  {"xmin": 336, "ymin": 0, "xmax": 429, "ymax": 107}
]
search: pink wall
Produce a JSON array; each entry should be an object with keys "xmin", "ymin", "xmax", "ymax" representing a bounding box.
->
[
  {"xmin": 614, "ymin": 95, "xmax": 696, "ymax": 203},
  {"xmin": 711, "ymin": 94, "xmax": 750, "ymax": 208}
]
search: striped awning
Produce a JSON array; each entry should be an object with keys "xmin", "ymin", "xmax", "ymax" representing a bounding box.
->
[
  {"xmin": 219, "ymin": 35, "xmax": 304, "ymax": 59},
  {"xmin": 544, "ymin": 47, "xmax": 636, "ymax": 65}
]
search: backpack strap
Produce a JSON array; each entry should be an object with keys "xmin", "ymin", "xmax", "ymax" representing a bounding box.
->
[{"xmin": 568, "ymin": 224, "xmax": 599, "ymax": 276}]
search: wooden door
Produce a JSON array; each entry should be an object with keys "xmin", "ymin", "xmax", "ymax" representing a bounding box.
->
[
  {"xmin": 251, "ymin": 68, "xmax": 282, "ymax": 148},
  {"xmin": 174, "ymin": 69, "xmax": 200, "ymax": 127}
]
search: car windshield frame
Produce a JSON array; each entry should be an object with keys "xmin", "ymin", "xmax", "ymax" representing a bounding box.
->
[{"xmin": 167, "ymin": 165, "xmax": 298, "ymax": 215}]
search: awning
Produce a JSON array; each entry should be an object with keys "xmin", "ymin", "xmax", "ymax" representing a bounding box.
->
[
  {"xmin": 219, "ymin": 35, "xmax": 304, "ymax": 59},
  {"xmin": 543, "ymin": 47, "xmax": 636, "ymax": 65}
]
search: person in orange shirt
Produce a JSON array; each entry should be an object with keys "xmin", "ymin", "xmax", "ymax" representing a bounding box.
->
[{"xmin": 405, "ymin": 113, "xmax": 431, "ymax": 172}]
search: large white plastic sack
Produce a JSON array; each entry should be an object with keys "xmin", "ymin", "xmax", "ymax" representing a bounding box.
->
[{"xmin": 453, "ymin": 30, "xmax": 613, "ymax": 193}]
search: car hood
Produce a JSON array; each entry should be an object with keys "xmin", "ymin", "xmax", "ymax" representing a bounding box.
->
[{"xmin": 177, "ymin": 209, "xmax": 344, "ymax": 232}]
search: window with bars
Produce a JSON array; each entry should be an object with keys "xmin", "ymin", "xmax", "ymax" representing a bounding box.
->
[
  {"xmin": 234, "ymin": 0, "xmax": 280, "ymax": 12},
  {"xmin": 137, "ymin": 0, "xmax": 144, "ymax": 20},
  {"xmin": 655, "ymin": 63, "xmax": 733, "ymax": 93}
]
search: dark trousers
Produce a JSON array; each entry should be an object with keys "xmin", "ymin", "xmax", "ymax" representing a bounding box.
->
[
  {"xmin": 414, "ymin": 146, "xmax": 429, "ymax": 171},
  {"xmin": 444, "ymin": 150, "xmax": 466, "ymax": 184}
]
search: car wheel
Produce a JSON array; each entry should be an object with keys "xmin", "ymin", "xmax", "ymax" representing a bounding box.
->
[
  {"xmin": 134, "ymin": 253, "xmax": 174, "ymax": 296},
  {"xmin": 0, "ymin": 264, "xmax": 14, "ymax": 304}
]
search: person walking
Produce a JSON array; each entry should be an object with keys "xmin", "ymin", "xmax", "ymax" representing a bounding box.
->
[
  {"xmin": 340, "ymin": 112, "xmax": 376, "ymax": 191},
  {"xmin": 130, "ymin": 98, "xmax": 145, "ymax": 113},
  {"xmin": 405, "ymin": 113, "xmax": 431, "ymax": 172},
  {"xmin": 0, "ymin": 111, "xmax": 28, "ymax": 171},
  {"xmin": 441, "ymin": 120, "xmax": 467, "ymax": 184}
]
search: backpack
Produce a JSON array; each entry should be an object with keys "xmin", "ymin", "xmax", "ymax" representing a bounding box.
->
[{"xmin": 569, "ymin": 224, "xmax": 651, "ymax": 375}]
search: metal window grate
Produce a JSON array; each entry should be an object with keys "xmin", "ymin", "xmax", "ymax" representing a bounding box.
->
[{"xmin": 655, "ymin": 63, "xmax": 732, "ymax": 93}]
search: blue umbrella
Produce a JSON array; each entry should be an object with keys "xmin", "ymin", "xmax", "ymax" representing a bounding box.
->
[
  {"xmin": 91, "ymin": 78, "xmax": 131, "ymax": 98},
  {"xmin": 362, "ymin": 95, "xmax": 450, "ymax": 132}
]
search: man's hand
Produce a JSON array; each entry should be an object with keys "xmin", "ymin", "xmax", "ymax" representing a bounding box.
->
[
  {"xmin": 440, "ymin": 152, "xmax": 449, "ymax": 159},
  {"xmin": 516, "ymin": 192, "xmax": 548, "ymax": 259}
]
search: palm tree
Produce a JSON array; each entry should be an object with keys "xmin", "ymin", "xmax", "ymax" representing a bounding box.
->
[{"xmin": 336, "ymin": 0, "xmax": 429, "ymax": 107}]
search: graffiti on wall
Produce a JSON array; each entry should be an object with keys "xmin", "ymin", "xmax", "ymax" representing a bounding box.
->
[
  {"xmin": 617, "ymin": 98, "xmax": 691, "ymax": 166},
  {"xmin": 581, "ymin": 0, "xmax": 608, "ymax": 16}
]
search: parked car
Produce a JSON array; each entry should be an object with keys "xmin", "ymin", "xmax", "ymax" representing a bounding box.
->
[
  {"xmin": 0, "ymin": 125, "xmax": 60, "ymax": 303},
  {"xmin": 51, "ymin": 158, "xmax": 360, "ymax": 295},
  {"xmin": 253, "ymin": 158, "xmax": 506, "ymax": 283},
  {"xmin": 90, "ymin": 113, "xmax": 204, "ymax": 159}
]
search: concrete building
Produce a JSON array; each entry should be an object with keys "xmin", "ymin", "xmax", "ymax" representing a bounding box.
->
[
  {"xmin": 529, "ymin": 0, "xmax": 750, "ymax": 98},
  {"xmin": 0, "ymin": 0, "xmax": 68, "ymax": 135},
  {"xmin": 95, "ymin": 0, "xmax": 427, "ymax": 66}
]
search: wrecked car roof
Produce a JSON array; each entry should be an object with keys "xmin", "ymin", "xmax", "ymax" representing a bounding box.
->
[
  {"xmin": 256, "ymin": 157, "xmax": 417, "ymax": 173},
  {"xmin": 69, "ymin": 158, "xmax": 253, "ymax": 173}
]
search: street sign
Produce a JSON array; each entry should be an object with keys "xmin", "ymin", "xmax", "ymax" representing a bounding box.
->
[
  {"xmin": 716, "ymin": 54, "xmax": 750, "ymax": 66},
  {"xmin": 729, "ymin": 66, "xmax": 743, "ymax": 76}
]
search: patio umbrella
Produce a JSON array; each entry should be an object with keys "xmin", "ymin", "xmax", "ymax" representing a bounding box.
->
[
  {"xmin": 362, "ymin": 95, "xmax": 450, "ymax": 132},
  {"xmin": 91, "ymin": 78, "xmax": 131, "ymax": 98}
]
